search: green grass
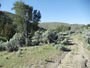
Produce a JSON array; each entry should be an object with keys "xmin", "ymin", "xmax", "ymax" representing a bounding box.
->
[{"xmin": 0, "ymin": 44, "xmax": 62, "ymax": 68}]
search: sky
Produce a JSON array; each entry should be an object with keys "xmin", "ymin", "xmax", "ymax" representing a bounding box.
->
[{"xmin": 0, "ymin": 0, "xmax": 90, "ymax": 24}]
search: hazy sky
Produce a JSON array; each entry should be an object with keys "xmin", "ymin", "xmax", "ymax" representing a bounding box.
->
[{"xmin": 0, "ymin": 0, "xmax": 90, "ymax": 24}]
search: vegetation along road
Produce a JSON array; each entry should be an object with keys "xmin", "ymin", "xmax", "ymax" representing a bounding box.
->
[
  {"xmin": 57, "ymin": 36, "xmax": 90, "ymax": 68},
  {"xmin": 45, "ymin": 36, "xmax": 90, "ymax": 68}
]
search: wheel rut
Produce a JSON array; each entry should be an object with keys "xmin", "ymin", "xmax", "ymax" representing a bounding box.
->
[
  {"xmin": 56, "ymin": 38, "xmax": 90, "ymax": 68},
  {"xmin": 45, "ymin": 37, "xmax": 90, "ymax": 68}
]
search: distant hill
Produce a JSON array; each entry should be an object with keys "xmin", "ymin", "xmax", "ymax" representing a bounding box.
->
[
  {"xmin": 38, "ymin": 22, "xmax": 71, "ymax": 29},
  {"xmin": 38, "ymin": 22, "xmax": 85, "ymax": 30}
]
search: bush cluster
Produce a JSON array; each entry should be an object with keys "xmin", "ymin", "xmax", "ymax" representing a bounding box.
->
[
  {"xmin": 31, "ymin": 30, "xmax": 58, "ymax": 45},
  {"xmin": 83, "ymin": 32, "xmax": 90, "ymax": 50},
  {"xmin": 0, "ymin": 29, "xmax": 71, "ymax": 52},
  {"xmin": 0, "ymin": 45, "xmax": 6, "ymax": 51},
  {"xmin": 31, "ymin": 29, "xmax": 71, "ymax": 46},
  {"xmin": 0, "ymin": 33, "xmax": 24, "ymax": 52}
]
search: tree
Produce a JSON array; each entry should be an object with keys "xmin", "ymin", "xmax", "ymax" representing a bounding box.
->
[
  {"xmin": 0, "ymin": 4, "xmax": 1, "ymax": 7},
  {"xmin": 0, "ymin": 11, "xmax": 16, "ymax": 40},
  {"xmin": 3, "ymin": 23, "xmax": 16, "ymax": 39},
  {"xmin": 85, "ymin": 24, "xmax": 90, "ymax": 29},
  {"xmin": 12, "ymin": 1, "xmax": 41, "ymax": 45}
]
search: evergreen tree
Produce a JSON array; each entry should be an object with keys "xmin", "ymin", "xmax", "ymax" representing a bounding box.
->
[
  {"xmin": 12, "ymin": 1, "xmax": 41, "ymax": 45},
  {"xmin": 0, "ymin": 11, "xmax": 16, "ymax": 39},
  {"xmin": 0, "ymin": 4, "xmax": 1, "ymax": 7}
]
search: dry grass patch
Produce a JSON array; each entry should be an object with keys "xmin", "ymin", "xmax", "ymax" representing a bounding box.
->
[{"xmin": 0, "ymin": 44, "xmax": 62, "ymax": 68}]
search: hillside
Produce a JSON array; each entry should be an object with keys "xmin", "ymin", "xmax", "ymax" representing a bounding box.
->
[
  {"xmin": 38, "ymin": 22, "xmax": 85, "ymax": 30},
  {"xmin": 38, "ymin": 22, "xmax": 70, "ymax": 29}
]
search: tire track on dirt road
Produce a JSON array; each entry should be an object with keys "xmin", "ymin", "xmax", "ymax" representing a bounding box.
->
[{"xmin": 57, "ymin": 38, "xmax": 90, "ymax": 68}]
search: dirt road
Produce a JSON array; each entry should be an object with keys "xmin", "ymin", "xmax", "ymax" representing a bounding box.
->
[
  {"xmin": 57, "ymin": 38, "xmax": 90, "ymax": 68},
  {"xmin": 46, "ymin": 37, "xmax": 90, "ymax": 68}
]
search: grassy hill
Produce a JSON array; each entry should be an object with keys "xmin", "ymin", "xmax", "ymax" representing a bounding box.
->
[
  {"xmin": 38, "ymin": 22, "xmax": 70, "ymax": 29},
  {"xmin": 38, "ymin": 22, "xmax": 85, "ymax": 30}
]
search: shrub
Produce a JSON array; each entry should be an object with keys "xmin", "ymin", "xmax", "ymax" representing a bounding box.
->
[
  {"xmin": 1, "ymin": 39, "xmax": 19, "ymax": 52},
  {"xmin": 31, "ymin": 29, "xmax": 71, "ymax": 45},
  {"xmin": 41, "ymin": 30, "xmax": 57, "ymax": 44},
  {"xmin": 0, "ymin": 36, "xmax": 8, "ymax": 42},
  {"xmin": 55, "ymin": 44, "xmax": 70, "ymax": 51},
  {"xmin": 32, "ymin": 39, "xmax": 40, "ymax": 45},
  {"xmin": 55, "ymin": 25, "xmax": 71, "ymax": 32},
  {"xmin": 83, "ymin": 32, "xmax": 90, "ymax": 50},
  {"xmin": 41, "ymin": 37, "xmax": 49, "ymax": 44},
  {"xmin": 0, "ymin": 45, "xmax": 6, "ymax": 51},
  {"xmin": 69, "ymin": 30, "xmax": 75, "ymax": 35},
  {"xmin": 6, "ymin": 33, "xmax": 25, "ymax": 52},
  {"xmin": 54, "ymin": 44, "xmax": 67, "ymax": 51},
  {"xmin": 55, "ymin": 44, "xmax": 64, "ymax": 50},
  {"xmin": 61, "ymin": 38, "xmax": 70, "ymax": 45},
  {"xmin": 10, "ymin": 33, "xmax": 25, "ymax": 46},
  {"xmin": 0, "ymin": 41, "xmax": 6, "ymax": 51},
  {"xmin": 7, "ymin": 43, "xmax": 19, "ymax": 52},
  {"xmin": 0, "ymin": 33, "xmax": 24, "ymax": 52},
  {"xmin": 31, "ymin": 30, "xmax": 43, "ymax": 45},
  {"xmin": 57, "ymin": 33, "xmax": 65, "ymax": 41},
  {"xmin": 31, "ymin": 30, "xmax": 58, "ymax": 45}
]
